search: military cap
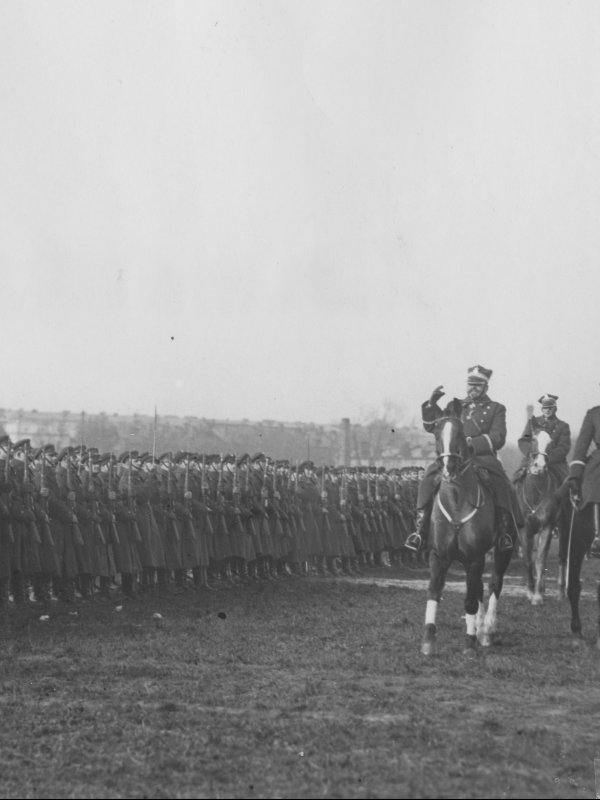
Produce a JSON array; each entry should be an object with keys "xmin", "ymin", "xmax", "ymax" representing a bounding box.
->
[
  {"xmin": 97, "ymin": 453, "xmax": 113, "ymax": 466},
  {"xmin": 157, "ymin": 452, "xmax": 173, "ymax": 463},
  {"xmin": 58, "ymin": 446, "xmax": 73, "ymax": 461},
  {"xmin": 0, "ymin": 435, "xmax": 12, "ymax": 448},
  {"xmin": 298, "ymin": 460, "xmax": 314, "ymax": 471},
  {"xmin": 538, "ymin": 393, "xmax": 558, "ymax": 408},
  {"xmin": 222, "ymin": 454, "xmax": 236, "ymax": 464},
  {"xmin": 236, "ymin": 453, "xmax": 250, "ymax": 466},
  {"xmin": 13, "ymin": 438, "xmax": 30, "ymax": 451},
  {"xmin": 251, "ymin": 452, "xmax": 266, "ymax": 463},
  {"xmin": 118, "ymin": 451, "xmax": 131, "ymax": 463},
  {"xmin": 467, "ymin": 365, "xmax": 492, "ymax": 384}
]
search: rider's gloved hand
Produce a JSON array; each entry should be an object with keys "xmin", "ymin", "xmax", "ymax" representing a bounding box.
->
[
  {"xmin": 428, "ymin": 385, "xmax": 445, "ymax": 406},
  {"xmin": 567, "ymin": 476, "xmax": 582, "ymax": 501}
]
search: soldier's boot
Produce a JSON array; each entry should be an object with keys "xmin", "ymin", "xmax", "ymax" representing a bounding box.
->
[
  {"xmin": 156, "ymin": 568, "xmax": 171, "ymax": 594},
  {"xmin": 191, "ymin": 566, "xmax": 204, "ymax": 589},
  {"xmin": 237, "ymin": 560, "xmax": 251, "ymax": 583},
  {"xmin": 121, "ymin": 572, "xmax": 136, "ymax": 599},
  {"xmin": 33, "ymin": 574, "xmax": 52, "ymax": 607},
  {"xmin": 496, "ymin": 510, "xmax": 515, "ymax": 553},
  {"xmin": 11, "ymin": 572, "xmax": 26, "ymax": 606},
  {"xmin": 99, "ymin": 575, "xmax": 112, "ymax": 600},
  {"xmin": 351, "ymin": 557, "xmax": 363, "ymax": 575},
  {"xmin": 174, "ymin": 569, "xmax": 187, "ymax": 593},
  {"xmin": 79, "ymin": 573, "xmax": 93, "ymax": 600},
  {"xmin": 204, "ymin": 565, "xmax": 220, "ymax": 591},
  {"xmin": 0, "ymin": 578, "xmax": 9, "ymax": 608},
  {"xmin": 405, "ymin": 506, "xmax": 431, "ymax": 552},
  {"xmin": 326, "ymin": 557, "xmax": 342, "ymax": 576},
  {"xmin": 62, "ymin": 579, "xmax": 76, "ymax": 603},
  {"xmin": 279, "ymin": 559, "xmax": 293, "ymax": 577}
]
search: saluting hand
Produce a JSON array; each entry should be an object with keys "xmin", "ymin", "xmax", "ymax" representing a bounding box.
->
[{"xmin": 429, "ymin": 385, "xmax": 445, "ymax": 405}]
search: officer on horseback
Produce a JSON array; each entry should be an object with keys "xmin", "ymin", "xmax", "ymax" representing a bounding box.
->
[
  {"xmin": 405, "ymin": 365, "xmax": 521, "ymax": 553},
  {"xmin": 515, "ymin": 394, "xmax": 571, "ymax": 484}
]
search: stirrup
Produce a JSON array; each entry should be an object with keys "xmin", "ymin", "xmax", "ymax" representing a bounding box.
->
[
  {"xmin": 589, "ymin": 537, "xmax": 600, "ymax": 558},
  {"xmin": 405, "ymin": 532, "xmax": 422, "ymax": 552}
]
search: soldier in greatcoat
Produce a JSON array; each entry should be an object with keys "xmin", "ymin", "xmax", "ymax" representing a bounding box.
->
[{"xmin": 567, "ymin": 400, "xmax": 600, "ymax": 555}]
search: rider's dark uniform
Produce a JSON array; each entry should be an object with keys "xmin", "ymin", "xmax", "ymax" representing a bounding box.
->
[
  {"xmin": 405, "ymin": 365, "xmax": 522, "ymax": 552},
  {"xmin": 568, "ymin": 405, "xmax": 600, "ymax": 555},
  {"xmin": 515, "ymin": 395, "xmax": 571, "ymax": 485}
]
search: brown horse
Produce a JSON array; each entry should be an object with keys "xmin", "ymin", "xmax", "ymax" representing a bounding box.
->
[
  {"xmin": 421, "ymin": 399, "xmax": 514, "ymax": 656},
  {"xmin": 515, "ymin": 421, "xmax": 567, "ymax": 605}
]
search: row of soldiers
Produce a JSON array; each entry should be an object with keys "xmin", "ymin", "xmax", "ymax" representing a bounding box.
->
[{"xmin": 0, "ymin": 435, "xmax": 425, "ymax": 608}]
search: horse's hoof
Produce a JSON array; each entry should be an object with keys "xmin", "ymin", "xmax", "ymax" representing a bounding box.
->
[
  {"xmin": 463, "ymin": 634, "xmax": 477, "ymax": 656},
  {"xmin": 531, "ymin": 595, "xmax": 543, "ymax": 606},
  {"xmin": 421, "ymin": 642, "xmax": 434, "ymax": 656},
  {"xmin": 571, "ymin": 634, "xmax": 584, "ymax": 649},
  {"xmin": 479, "ymin": 634, "xmax": 492, "ymax": 647}
]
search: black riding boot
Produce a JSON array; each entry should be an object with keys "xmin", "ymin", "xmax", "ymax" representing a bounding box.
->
[{"xmin": 497, "ymin": 510, "xmax": 515, "ymax": 552}]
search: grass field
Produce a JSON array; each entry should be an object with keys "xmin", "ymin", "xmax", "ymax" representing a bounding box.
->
[{"xmin": 1, "ymin": 547, "xmax": 599, "ymax": 799}]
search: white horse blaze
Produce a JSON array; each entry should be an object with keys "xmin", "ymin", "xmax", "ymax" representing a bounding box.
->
[
  {"xmin": 531, "ymin": 430, "xmax": 552, "ymax": 474},
  {"xmin": 441, "ymin": 420, "xmax": 453, "ymax": 474},
  {"xmin": 425, "ymin": 599, "xmax": 438, "ymax": 626}
]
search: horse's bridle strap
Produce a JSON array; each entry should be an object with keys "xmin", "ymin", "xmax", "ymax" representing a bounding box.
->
[{"xmin": 436, "ymin": 485, "xmax": 482, "ymax": 527}]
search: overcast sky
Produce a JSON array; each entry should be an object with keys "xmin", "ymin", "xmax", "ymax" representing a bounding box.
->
[{"xmin": 2, "ymin": 0, "xmax": 600, "ymax": 444}]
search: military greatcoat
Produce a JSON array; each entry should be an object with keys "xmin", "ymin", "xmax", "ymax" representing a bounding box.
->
[
  {"xmin": 517, "ymin": 414, "xmax": 571, "ymax": 483},
  {"xmin": 417, "ymin": 393, "xmax": 521, "ymax": 521},
  {"xmin": 569, "ymin": 406, "xmax": 600, "ymax": 508}
]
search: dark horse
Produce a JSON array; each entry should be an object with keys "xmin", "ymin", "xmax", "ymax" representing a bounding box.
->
[
  {"xmin": 562, "ymin": 500, "xmax": 600, "ymax": 646},
  {"xmin": 514, "ymin": 421, "xmax": 568, "ymax": 605},
  {"xmin": 421, "ymin": 399, "xmax": 514, "ymax": 656}
]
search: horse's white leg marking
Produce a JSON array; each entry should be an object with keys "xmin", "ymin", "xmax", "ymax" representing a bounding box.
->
[
  {"xmin": 475, "ymin": 600, "xmax": 485, "ymax": 633},
  {"xmin": 480, "ymin": 593, "xmax": 499, "ymax": 647},
  {"xmin": 425, "ymin": 599, "xmax": 438, "ymax": 626},
  {"xmin": 422, "ymin": 600, "xmax": 438, "ymax": 655},
  {"xmin": 465, "ymin": 613, "xmax": 477, "ymax": 637}
]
